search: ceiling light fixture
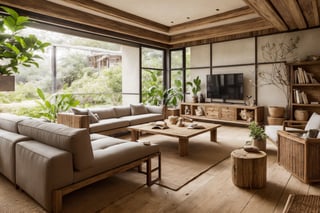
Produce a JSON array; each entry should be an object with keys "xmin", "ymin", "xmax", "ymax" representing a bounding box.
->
[
  {"xmin": 186, "ymin": 17, "xmax": 190, "ymax": 20},
  {"xmin": 216, "ymin": 8, "xmax": 220, "ymax": 11}
]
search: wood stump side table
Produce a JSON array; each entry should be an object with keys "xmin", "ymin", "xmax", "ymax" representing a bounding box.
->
[{"xmin": 231, "ymin": 149, "xmax": 267, "ymax": 189}]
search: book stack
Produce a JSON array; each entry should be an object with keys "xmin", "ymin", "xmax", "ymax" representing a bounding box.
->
[
  {"xmin": 294, "ymin": 67, "xmax": 319, "ymax": 84},
  {"xmin": 293, "ymin": 89, "xmax": 309, "ymax": 104}
]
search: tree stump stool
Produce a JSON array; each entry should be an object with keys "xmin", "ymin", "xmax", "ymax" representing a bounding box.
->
[{"xmin": 231, "ymin": 149, "xmax": 267, "ymax": 189}]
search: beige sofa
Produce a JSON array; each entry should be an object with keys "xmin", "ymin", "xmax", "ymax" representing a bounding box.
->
[
  {"xmin": 0, "ymin": 113, "xmax": 161, "ymax": 212},
  {"xmin": 57, "ymin": 104, "xmax": 164, "ymax": 135}
]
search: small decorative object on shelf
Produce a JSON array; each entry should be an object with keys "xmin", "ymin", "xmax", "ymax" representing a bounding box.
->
[
  {"xmin": 239, "ymin": 109, "xmax": 253, "ymax": 122},
  {"xmin": 199, "ymin": 94, "xmax": 205, "ymax": 103},
  {"xmin": 185, "ymin": 106, "xmax": 190, "ymax": 115},
  {"xmin": 195, "ymin": 106, "xmax": 204, "ymax": 116}
]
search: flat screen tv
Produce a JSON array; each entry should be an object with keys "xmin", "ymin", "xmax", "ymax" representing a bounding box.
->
[{"xmin": 207, "ymin": 73, "xmax": 244, "ymax": 101}]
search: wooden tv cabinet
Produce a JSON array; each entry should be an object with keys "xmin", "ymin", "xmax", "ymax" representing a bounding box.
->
[{"xmin": 180, "ymin": 102, "xmax": 264, "ymax": 126}]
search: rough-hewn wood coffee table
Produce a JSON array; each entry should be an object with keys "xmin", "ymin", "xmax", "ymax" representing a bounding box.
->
[{"xmin": 128, "ymin": 121, "xmax": 221, "ymax": 157}]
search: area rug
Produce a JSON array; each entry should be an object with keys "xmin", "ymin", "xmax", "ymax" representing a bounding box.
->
[{"xmin": 137, "ymin": 125, "xmax": 250, "ymax": 191}]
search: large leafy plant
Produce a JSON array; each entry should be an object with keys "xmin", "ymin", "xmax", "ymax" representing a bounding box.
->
[
  {"xmin": 0, "ymin": 6, "xmax": 50, "ymax": 75},
  {"xmin": 36, "ymin": 88, "xmax": 80, "ymax": 122},
  {"xmin": 163, "ymin": 79, "xmax": 183, "ymax": 108},
  {"xmin": 187, "ymin": 76, "xmax": 201, "ymax": 96}
]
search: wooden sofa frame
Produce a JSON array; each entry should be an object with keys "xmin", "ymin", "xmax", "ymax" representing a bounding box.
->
[
  {"xmin": 278, "ymin": 130, "xmax": 320, "ymax": 183},
  {"xmin": 52, "ymin": 151, "xmax": 161, "ymax": 213}
]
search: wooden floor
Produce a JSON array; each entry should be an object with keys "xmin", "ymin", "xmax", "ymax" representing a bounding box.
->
[
  {"xmin": 101, "ymin": 139, "xmax": 320, "ymax": 213},
  {"xmin": 1, "ymin": 127, "xmax": 320, "ymax": 212}
]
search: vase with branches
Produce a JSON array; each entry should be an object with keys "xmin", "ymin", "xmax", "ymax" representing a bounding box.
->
[{"xmin": 259, "ymin": 36, "xmax": 300, "ymax": 115}]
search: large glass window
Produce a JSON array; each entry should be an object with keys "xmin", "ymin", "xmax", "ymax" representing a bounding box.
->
[
  {"xmin": 141, "ymin": 47, "xmax": 165, "ymax": 105},
  {"xmin": 0, "ymin": 26, "xmax": 141, "ymax": 116}
]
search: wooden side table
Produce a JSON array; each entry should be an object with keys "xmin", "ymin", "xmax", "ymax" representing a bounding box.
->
[{"xmin": 231, "ymin": 149, "xmax": 267, "ymax": 189}]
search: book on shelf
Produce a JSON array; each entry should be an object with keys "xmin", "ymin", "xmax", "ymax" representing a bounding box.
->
[
  {"xmin": 294, "ymin": 67, "xmax": 319, "ymax": 84},
  {"xmin": 293, "ymin": 89, "xmax": 309, "ymax": 104}
]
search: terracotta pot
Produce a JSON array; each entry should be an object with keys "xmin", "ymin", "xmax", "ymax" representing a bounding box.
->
[
  {"xmin": 294, "ymin": 109, "xmax": 309, "ymax": 121},
  {"xmin": 267, "ymin": 116, "xmax": 285, "ymax": 125},
  {"xmin": 268, "ymin": 106, "xmax": 285, "ymax": 118},
  {"xmin": 253, "ymin": 139, "xmax": 266, "ymax": 152}
]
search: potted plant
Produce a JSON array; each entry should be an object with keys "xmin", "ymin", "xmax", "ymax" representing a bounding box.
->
[
  {"xmin": 187, "ymin": 76, "xmax": 201, "ymax": 103},
  {"xmin": 163, "ymin": 79, "xmax": 183, "ymax": 108},
  {"xmin": 248, "ymin": 122, "xmax": 267, "ymax": 152},
  {"xmin": 0, "ymin": 6, "xmax": 50, "ymax": 91}
]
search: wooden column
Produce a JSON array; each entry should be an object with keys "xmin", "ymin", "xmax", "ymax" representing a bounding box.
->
[{"xmin": 231, "ymin": 149, "xmax": 267, "ymax": 188}]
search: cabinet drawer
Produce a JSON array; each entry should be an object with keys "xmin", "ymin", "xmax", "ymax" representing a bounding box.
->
[
  {"xmin": 205, "ymin": 106, "xmax": 220, "ymax": 119},
  {"xmin": 221, "ymin": 107, "xmax": 236, "ymax": 120}
]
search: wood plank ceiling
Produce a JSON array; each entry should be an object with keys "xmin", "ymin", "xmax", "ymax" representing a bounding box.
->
[{"xmin": 0, "ymin": 0, "xmax": 319, "ymax": 48}]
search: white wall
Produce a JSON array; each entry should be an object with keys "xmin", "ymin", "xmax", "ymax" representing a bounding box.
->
[{"xmin": 121, "ymin": 45, "xmax": 140, "ymax": 105}]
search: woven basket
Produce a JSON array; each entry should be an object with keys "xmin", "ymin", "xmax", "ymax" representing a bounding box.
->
[
  {"xmin": 268, "ymin": 106, "xmax": 285, "ymax": 118},
  {"xmin": 267, "ymin": 116, "xmax": 285, "ymax": 125}
]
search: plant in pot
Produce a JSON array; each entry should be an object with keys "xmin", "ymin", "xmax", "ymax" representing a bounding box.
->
[
  {"xmin": 0, "ymin": 6, "xmax": 50, "ymax": 91},
  {"xmin": 163, "ymin": 79, "xmax": 183, "ymax": 108},
  {"xmin": 187, "ymin": 76, "xmax": 201, "ymax": 103},
  {"xmin": 248, "ymin": 122, "xmax": 267, "ymax": 152}
]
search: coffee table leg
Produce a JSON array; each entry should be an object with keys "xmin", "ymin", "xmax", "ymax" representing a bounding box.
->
[
  {"xmin": 131, "ymin": 130, "xmax": 140, "ymax": 141},
  {"xmin": 179, "ymin": 137, "xmax": 188, "ymax": 157},
  {"xmin": 210, "ymin": 128, "xmax": 217, "ymax": 142}
]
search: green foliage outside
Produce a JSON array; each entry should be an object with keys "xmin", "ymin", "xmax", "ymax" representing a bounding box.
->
[{"xmin": 36, "ymin": 88, "xmax": 80, "ymax": 122}]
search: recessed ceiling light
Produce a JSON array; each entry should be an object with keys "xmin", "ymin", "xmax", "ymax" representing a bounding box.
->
[
  {"xmin": 170, "ymin": 21, "xmax": 174, "ymax": 24},
  {"xmin": 186, "ymin": 17, "xmax": 190, "ymax": 20},
  {"xmin": 216, "ymin": 8, "xmax": 220, "ymax": 11}
]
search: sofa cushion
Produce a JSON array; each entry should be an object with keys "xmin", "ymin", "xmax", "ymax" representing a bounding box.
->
[
  {"xmin": 0, "ymin": 129, "xmax": 31, "ymax": 183},
  {"xmin": 304, "ymin": 112, "xmax": 320, "ymax": 131},
  {"xmin": 130, "ymin": 104, "xmax": 148, "ymax": 115},
  {"xmin": 73, "ymin": 137, "xmax": 159, "ymax": 182},
  {"xmin": 0, "ymin": 113, "xmax": 28, "ymax": 133},
  {"xmin": 17, "ymin": 119, "xmax": 94, "ymax": 171},
  {"xmin": 90, "ymin": 107, "xmax": 117, "ymax": 119},
  {"xmin": 146, "ymin": 105, "xmax": 164, "ymax": 114},
  {"xmin": 89, "ymin": 118, "xmax": 129, "ymax": 133},
  {"xmin": 120, "ymin": 113, "xmax": 163, "ymax": 126},
  {"xmin": 114, "ymin": 106, "xmax": 131, "ymax": 117}
]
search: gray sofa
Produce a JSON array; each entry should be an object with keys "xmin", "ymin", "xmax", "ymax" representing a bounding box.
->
[
  {"xmin": 0, "ymin": 113, "xmax": 161, "ymax": 212},
  {"xmin": 57, "ymin": 104, "xmax": 164, "ymax": 135}
]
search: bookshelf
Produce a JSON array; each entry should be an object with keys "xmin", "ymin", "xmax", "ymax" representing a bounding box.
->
[{"xmin": 288, "ymin": 60, "xmax": 320, "ymax": 120}]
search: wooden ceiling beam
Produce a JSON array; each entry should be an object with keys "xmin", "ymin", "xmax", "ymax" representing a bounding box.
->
[
  {"xmin": 0, "ymin": 0, "xmax": 170, "ymax": 44},
  {"xmin": 244, "ymin": 0, "xmax": 288, "ymax": 31},
  {"xmin": 169, "ymin": 6, "xmax": 255, "ymax": 33},
  {"xmin": 298, "ymin": 0, "xmax": 319, "ymax": 27},
  {"xmin": 61, "ymin": 0, "xmax": 169, "ymax": 33},
  {"xmin": 170, "ymin": 18, "xmax": 273, "ymax": 44},
  {"xmin": 271, "ymin": 0, "xmax": 307, "ymax": 29}
]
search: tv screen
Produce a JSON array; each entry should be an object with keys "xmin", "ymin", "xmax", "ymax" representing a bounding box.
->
[{"xmin": 207, "ymin": 73, "xmax": 244, "ymax": 101}]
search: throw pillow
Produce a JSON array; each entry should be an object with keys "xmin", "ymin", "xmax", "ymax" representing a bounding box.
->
[
  {"xmin": 88, "ymin": 110, "xmax": 99, "ymax": 123},
  {"xmin": 303, "ymin": 112, "xmax": 320, "ymax": 138},
  {"xmin": 71, "ymin": 108, "xmax": 99, "ymax": 124},
  {"xmin": 130, "ymin": 104, "xmax": 148, "ymax": 115},
  {"xmin": 71, "ymin": 108, "xmax": 88, "ymax": 115}
]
